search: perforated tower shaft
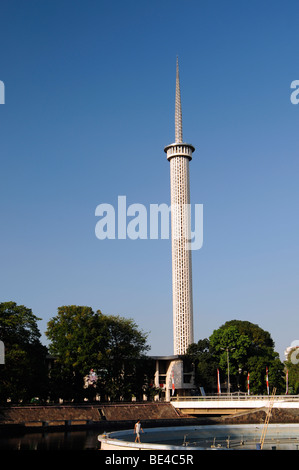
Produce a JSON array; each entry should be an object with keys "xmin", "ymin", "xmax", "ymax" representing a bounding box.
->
[{"xmin": 164, "ymin": 59, "xmax": 195, "ymax": 355}]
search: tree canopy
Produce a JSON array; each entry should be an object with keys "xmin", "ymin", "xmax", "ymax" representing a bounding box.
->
[
  {"xmin": 187, "ymin": 320, "xmax": 285, "ymax": 395},
  {"xmin": 0, "ymin": 301, "xmax": 48, "ymax": 402},
  {"xmin": 46, "ymin": 305, "xmax": 150, "ymax": 401},
  {"xmin": 0, "ymin": 301, "xmax": 290, "ymax": 401}
]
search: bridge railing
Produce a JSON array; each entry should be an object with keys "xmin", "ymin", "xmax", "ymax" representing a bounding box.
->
[{"xmin": 170, "ymin": 394, "xmax": 299, "ymax": 402}]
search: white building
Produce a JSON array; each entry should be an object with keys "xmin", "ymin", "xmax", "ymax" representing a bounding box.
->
[{"xmin": 152, "ymin": 355, "xmax": 194, "ymax": 401}]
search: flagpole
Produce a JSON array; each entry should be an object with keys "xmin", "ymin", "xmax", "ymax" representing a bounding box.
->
[
  {"xmin": 171, "ymin": 371, "xmax": 175, "ymax": 396},
  {"xmin": 266, "ymin": 367, "xmax": 269, "ymax": 395},
  {"xmin": 217, "ymin": 369, "xmax": 221, "ymax": 395}
]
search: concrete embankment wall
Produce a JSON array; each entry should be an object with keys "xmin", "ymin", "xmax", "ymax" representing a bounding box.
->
[
  {"xmin": 0, "ymin": 402, "xmax": 198, "ymax": 433},
  {"xmin": 220, "ymin": 407, "xmax": 299, "ymax": 424},
  {"xmin": 0, "ymin": 404, "xmax": 100, "ymax": 425}
]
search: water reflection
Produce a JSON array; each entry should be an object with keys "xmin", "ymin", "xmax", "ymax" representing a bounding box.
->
[{"xmin": 0, "ymin": 430, "xmax": 100, "ymax": 450}]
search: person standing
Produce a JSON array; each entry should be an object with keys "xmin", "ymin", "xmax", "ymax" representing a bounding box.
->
[{"xmin": 134, "ymin": 420, "xmax": 144, "ymax": 443}]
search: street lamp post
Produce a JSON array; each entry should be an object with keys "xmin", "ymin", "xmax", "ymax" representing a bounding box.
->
[{"xmin": 221, "ymin": 347, "xmax": 235, "ymax": 395}]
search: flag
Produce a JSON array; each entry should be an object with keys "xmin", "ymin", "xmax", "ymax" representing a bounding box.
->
[
  {"xmin": 171, "ymin": 371, "xmax": 175, "ymax": 396},
  {"xmin": 266, "ymin": 367, "xmax": 269, "ymax": 395},
  {"xmin": 217, "ymin": 369, "xmax": 221, "ymax": 394},
  {"xmin": 247, "ymin": 372, "xmax": 250, "ymax": 395},
  {"xmin": 286, "ymin": 370, "xmax": 289, "ymax": 395}
]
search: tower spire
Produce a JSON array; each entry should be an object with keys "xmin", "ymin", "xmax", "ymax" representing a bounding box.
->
[{"xmin": 175, "ymin": 57, "xmax": 183, "ymax": 143}]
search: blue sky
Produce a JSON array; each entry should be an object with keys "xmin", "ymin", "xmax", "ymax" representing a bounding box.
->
[{"xmin": 1, "ymin": 0, "xmax": 299, "ymax": 360}]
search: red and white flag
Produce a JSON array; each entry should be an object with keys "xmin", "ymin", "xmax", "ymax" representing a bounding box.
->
[
  {"xmin": 217, "ymin": 369, "xmax": 221, "ymax": 394},
  {"xmin": 266, "ymin": 367, "xmax": 269, "ymax": 395},
  {"xmin": 171, "ymin": 371, "xmax": 175, "ymax": 396},
  {"xmin": 247, "ymin": 372, "xmax": 250, "ymax": 395}
]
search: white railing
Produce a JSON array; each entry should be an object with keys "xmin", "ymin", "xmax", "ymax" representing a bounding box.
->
[{"xmin": 170, "ymin": 394, "xmax": 299, "ymax": 402}]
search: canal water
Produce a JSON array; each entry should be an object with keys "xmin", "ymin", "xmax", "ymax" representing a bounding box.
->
[
  {"xmin": 2, "ymin": 423, "xmax": 299, "ymax": 450},
  {"xmin": 0, "ymin": 429, "xmax": 101, "ymax": 450}
]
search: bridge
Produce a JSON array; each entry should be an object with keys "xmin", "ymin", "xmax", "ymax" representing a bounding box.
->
[{"xmin": 170, "ymin": 394, "xmax": 299, "ymax": 416}]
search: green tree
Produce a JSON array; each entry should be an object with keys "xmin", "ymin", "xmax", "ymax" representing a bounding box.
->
[
  {"xmin": 0, "ymin": 301, "xmax": 48, "ymax": 402},
  {"xmin": 221, "ymin": 320, "xmax": 274, "ymax": 355},
  {"xmin": 186, "ymin": 339, "xmax": 218, "ymax": 394},
  {"xmin": 98, "ymin": 314, "xmax": 150, "ymax": 400},
  {"xmin": 46, "ymin": 305, "xmax": 150, "ymax": 401},
  {"xmin": 46, "ymin": 306, "xmax": 106, "ymax": 373},
  {"xmin": 187, "ymin": 320, "xmax": 285, "ymax": 395},
  {"xmin": 210, "ymin": 320, "xmax": 284, "ymax": 394},
  {"xmin": 246, "ymin": 355, "xmax": 284, "ymax": 395},
  {"xmin": 210, "ymin": 326, "xmax": 251, "ymax": 370},
  {"xmin": 209, "ymin": 325, "xmax": 251, "ymax": 392}
]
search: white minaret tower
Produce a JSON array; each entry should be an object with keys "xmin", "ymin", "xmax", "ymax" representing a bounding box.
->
[{"xmin": 164, "ymin": 58, "xmax": 195, "ymax": 355}]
